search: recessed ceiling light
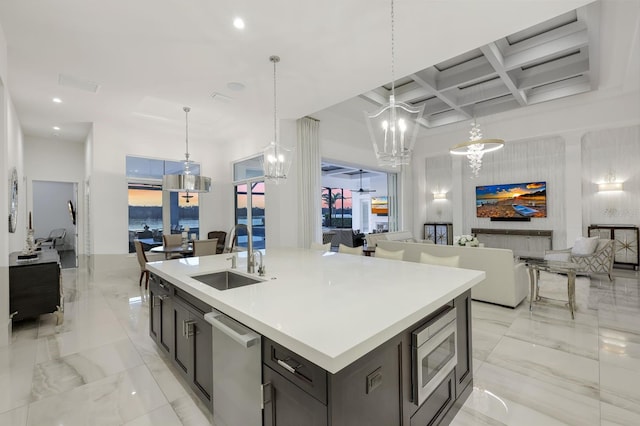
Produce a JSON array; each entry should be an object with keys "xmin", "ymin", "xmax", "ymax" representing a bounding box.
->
[
  {"xmin": 53, "ymin": 126, "xmax": 60, "ymax": 130},
  {"xmin": 52, "ymin": 97, "xmax": 62, "ymax": 103},
  {"xmin": 226, "ymin": 82, "xmax": 245, "ymax": 91},
  {"xmin": 233, "ymin": 17, "xmax": 245, "ymax": 29}
]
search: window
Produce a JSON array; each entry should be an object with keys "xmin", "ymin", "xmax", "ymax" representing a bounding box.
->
[
  {"xmin": 233, "ymin": 155, "xmax": 266, "ymax": 250},
  {"xmin": 126, "ymin": 156, "xmax": 201, "ymax": 253},
  {"xmin": 322, "ymin": 187, "xmax": 353, "ymax": 228}
]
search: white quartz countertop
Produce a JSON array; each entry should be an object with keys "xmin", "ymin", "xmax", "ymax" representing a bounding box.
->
[{"xmin": 147, "ymin": 248, "xmax": 485, "ymax": 374}]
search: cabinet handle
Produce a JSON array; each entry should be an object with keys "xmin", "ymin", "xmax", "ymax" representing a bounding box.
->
[
  {"xmin": 276, "ymin": 357, "xmax": 300, "ymax": 375},
  {"xmin": 159, "ymin": 282, "xmax": 166, "ymax": 289},
  {"xmin": 184, "ymin": 320, "xmax": 196, "ymax": 339},
  {"xmin": 261, "ymin": 382, "xmax": 272, "ymax": 409},
  {"xmin": 153, "ymin": 295, "xmax": 168, "ymax": 306}
]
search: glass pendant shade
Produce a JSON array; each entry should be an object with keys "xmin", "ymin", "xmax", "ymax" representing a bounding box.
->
[
  {"xmin": 162, "ymin": 173, "xmax": 211, "ymax": 192},
  {"xmin": 450, "ymin": 120, "xmax": 504, "ymax": 178},
  {"xmin": 260, "ymin": 55, "xmax": 294, "ymax": 184},
  {"xmin": 261, "ymin": 141, "xmax": 293, "ymax": 182},
  {"xmin": 162, "ymin": 106, "xmax": 212, "ymax": 193},
  {"xmin": 365, "ymin": 95, "xmax": 425, "ymax": 167}
]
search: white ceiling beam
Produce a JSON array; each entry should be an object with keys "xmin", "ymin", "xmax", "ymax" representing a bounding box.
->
[
  {"xmin": 412, "ymin": 69, "xmax": 472, "ymax": 119},
  {"xmin": 578, "ymin": 1, "xmax": 601, "ymax": 90},
  {"xmin": 359, "ymin": 90, "xmax": 388, "ymax": 107},
  {"xmin": 481, "ymin": 43, "xmax": 528, "ymax": 106}
]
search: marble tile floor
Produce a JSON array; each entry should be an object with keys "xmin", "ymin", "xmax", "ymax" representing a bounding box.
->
[{"xmin": 1, "ymin": 267, "xmax": 639, "ymax": 425}]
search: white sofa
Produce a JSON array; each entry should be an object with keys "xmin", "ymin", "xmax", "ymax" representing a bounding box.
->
[
  {"xmin": 378, "ymin": 240, "xmax": 529, "ymax": 308},
  {"xmin": 365, "ymin": 231, "xmax": 417, "ymax": 247}
]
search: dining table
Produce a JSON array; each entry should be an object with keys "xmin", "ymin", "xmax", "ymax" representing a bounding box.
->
[{"xmin": 150, "ymin": 244, "xmax": 193, "ymax": 257}]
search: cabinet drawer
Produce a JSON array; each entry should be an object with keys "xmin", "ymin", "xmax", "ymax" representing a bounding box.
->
[
  {"xmin": 149, "ymin": 274, "xmax": 171, "ymax": 295},
  {"xmin": 173, "ymin": 287, "xmax": 211, "ymax": 315},
  {"xmin": 263, "ymin": 337, "xmax": 327, "ymax": 405}
]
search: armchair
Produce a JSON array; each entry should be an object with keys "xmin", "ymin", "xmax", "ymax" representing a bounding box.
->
[
  {"xmin": 36, "ymin": 228, "xmax": 67, "ymax": 250},
  {"xmin": 545, "ymin": 239, "xmax": 614, "ymax": 281}
]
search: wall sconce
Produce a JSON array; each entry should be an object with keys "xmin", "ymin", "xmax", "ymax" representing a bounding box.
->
[
  {"xmin": 433, "ymin": 192, "xmax": 447, "ymax": 200},
  {"xmin": 598, "ymin": 182, "xmax": 623, "ymax": 192}
]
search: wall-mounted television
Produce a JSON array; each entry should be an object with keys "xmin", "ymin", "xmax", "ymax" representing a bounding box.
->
[
  {"xmin": 371, "ymin": 196, "xmax": 388, "ymax": 215},
  {"xmin": 476, "ymin": 182, "xmax": 547, "ymax": 218}
]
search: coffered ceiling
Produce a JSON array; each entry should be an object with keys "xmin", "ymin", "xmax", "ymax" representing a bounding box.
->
[{"xmin": 359, "ymin": 8, "xmax": 600, "ymax": 129}]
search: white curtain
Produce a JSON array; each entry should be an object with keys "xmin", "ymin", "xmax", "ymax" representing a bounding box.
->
[
  {"xmin": 296, "ymin": 117, "xmax": 321, "ymax": 248},
  {"xmin": 387, "ymin": 172, "xmax": 399, "ymax": 232}
]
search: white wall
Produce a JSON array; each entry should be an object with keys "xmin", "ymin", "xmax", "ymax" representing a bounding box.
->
[
  {"xmin": 25, "ymin": 136, "xmax": 84, "ymax": 252},
  {"xmin": 582, "ymin": 125, "xmax": 640, "ymax": 227},
  {"xmin": 0, "ymin": 21, "xmax": 26, "ymax": 346}
]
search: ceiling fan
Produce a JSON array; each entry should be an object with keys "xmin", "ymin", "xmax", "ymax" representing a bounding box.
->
[{"xmin": 352, "ymin": 169, "xmax": 376, "ymax": 194}]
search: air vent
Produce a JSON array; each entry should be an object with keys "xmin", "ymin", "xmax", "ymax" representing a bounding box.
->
[
  {"xmin": 507, "ymin": 10, "xmax": 578, "ymax": 45},
  {"xmin": 531, "ymin": 75, "xmax": 583, "ymax": 90},
  {"xmin": 458, "ymin": 76, "xmax": 500, "ymax": 90},
  {"xmin": 211, "ymin": 92, "xmax": 233, "ymax": 103},
  {"xmin": 521, "ymin": 50, "xmax": 581, "ymax": 71},
  {"xmin": 58, "ymin": 73, "xmax": 100, "ymax": 93}
]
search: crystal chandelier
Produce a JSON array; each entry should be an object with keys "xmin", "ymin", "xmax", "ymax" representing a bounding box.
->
[
  {"xmin": 261, "ymin": 55, "xmax": 293, "ymax": 183},
  {"xmin": 364, "ymin": 0, "xmax": 424, "ymax": 167},
  {"xmin": 450, "ymin": 119, "xmax": 504, "ymax": 178},
  {"xmin": 163, "ymin": 106, "xmax": 212, "ymax": 194}
]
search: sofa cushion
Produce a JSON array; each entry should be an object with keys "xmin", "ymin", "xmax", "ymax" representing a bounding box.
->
[
  {"xmin": 375, "ymin": 247, "xmax": 404, "ymax": 260},
  {"xmin": 419, "ymin": 252, "xmax": 460, "ymax": 268},
  {"xmin": 572, "ymin": 236, "xmax": 599, "ymax": 256},
  {"xmin": 544, "ymin": 252, "xmax": 571, "ymax": 262}
]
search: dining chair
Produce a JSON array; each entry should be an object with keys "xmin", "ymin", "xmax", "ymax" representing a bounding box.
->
[
  {"xmin": 375, "ymin": 246, "xmax": 405, "ymax": 260},
  {"xmin": 134, "ymin": 240, "xmax": 150, "ymax": 289},
  {"xmin": 207, "ymin": 231, "xmax": 227, "ymax": 254},
  {"xmin": 193, "ymin": 238, "xmax": 218, "ymax": 257},
  {"xmin": 310, "ymin": 242, "xmax": 331, "ymax": 251},
  {"xmin": 163, "ymin": 234, "xmax": 183, "ymax": 259},
  {"xmin": 419, "ymin": 252, "xmax": 460, "ymax": 268},
  {"xmin": 338, "ymin": 244, "xmax": 363, "ymax": 256}
]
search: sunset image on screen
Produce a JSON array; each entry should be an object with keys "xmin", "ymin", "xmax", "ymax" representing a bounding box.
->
[{"xmin": 476, "ymin": 182, "xmax": 547, "ymax": 218}]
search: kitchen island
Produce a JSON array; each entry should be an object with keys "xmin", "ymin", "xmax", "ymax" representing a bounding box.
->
[{"xmin": 147, "ymin": 248, "xmax": 485, "ymax": 426}]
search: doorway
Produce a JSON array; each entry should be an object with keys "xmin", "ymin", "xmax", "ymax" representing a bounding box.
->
[{"xmin": 32, "ymin": 180, "xmax": 78, "ymax": 268}]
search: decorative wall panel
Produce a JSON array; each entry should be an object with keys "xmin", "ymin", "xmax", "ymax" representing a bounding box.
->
[{"xmin": 581, "ymin": 125, "xmax": 640, "ymax": 229}]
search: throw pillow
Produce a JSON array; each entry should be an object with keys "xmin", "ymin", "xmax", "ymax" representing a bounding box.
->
[
  {"xmin": 419, "ymin": 252, "xmax": 460, "ymax": 268},
  {"xmin": 571, "ymin": 236, "xmax": 599, "ymax": 256}
]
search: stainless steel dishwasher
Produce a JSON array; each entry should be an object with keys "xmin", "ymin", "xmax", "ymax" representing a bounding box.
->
[{"xmin": 204, "ymin": 309, "xmax": 262, "ymax": 426}]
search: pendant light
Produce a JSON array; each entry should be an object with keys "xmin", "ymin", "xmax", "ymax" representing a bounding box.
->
[
  {"xmin": 450, "ymin": 118, "xmax": 504, "ymax": 178},
  {"xmin": 162, "ymin": 106, "xmax": 212, "ymax": 194},
  {"xmin": 364, "ymin": 0, "xmax": 424, "ymax": 168},
  {"xmin": 261, "ymin": 55, "xmax": 293, "ymax": 183},
  {"xmin": 351, "ymin": 169, "xmax": 376, "ymax": 194}
]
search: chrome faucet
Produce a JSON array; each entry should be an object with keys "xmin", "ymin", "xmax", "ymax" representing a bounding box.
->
[
  {"xmin": 226, "ymin": 254, "xmax": 237, "ymax": 269},
  {"xmin": 227, "ymin": 223, "xmax": 255, "ymax": 274},
  {"xmin": 254, "ymin": 250, "xmax": 265, "ymax": 276}
]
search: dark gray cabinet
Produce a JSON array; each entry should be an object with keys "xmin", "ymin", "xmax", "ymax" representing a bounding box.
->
[
  {"xmin": 149, "ymin": 275, "xmax": 172, "ymax": 355},
  {"xmin": 9, "ymin": 251, "xmax": 62, "ymax": 322},
  {"xmin": 453, "ymin": 290, "xmax": 473, "ymax": 398},
  {"xmin": 172, "ymin": 295, "xmax": 213, "ymax": 408},
  {"xmin": 148, "ymin": 274, "xmax": 213, "ymax": 411},
  {"xmin": 263, "ymin": 335, "xmax": 402, "ymax": 426},
  {"xmin": 263, "ymin": 365, "xmax": 327, "ymax": 426}
]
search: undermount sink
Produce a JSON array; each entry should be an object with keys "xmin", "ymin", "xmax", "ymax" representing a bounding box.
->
[{"xmin": 192, "ymin": 271, "xmax": 263, "ymax": 291}]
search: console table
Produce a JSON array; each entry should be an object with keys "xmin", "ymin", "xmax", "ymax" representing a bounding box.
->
[
  {"xmin": 471, "ymin": 228, "xmax": 553, "ymax": 259},
  {"xmin": 9, "ymin": 251, "xmax": 64, "ymax": 323},
  {"xmin": 588, "ymin": 225, "xmax": 639, "ymax": 270}
]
